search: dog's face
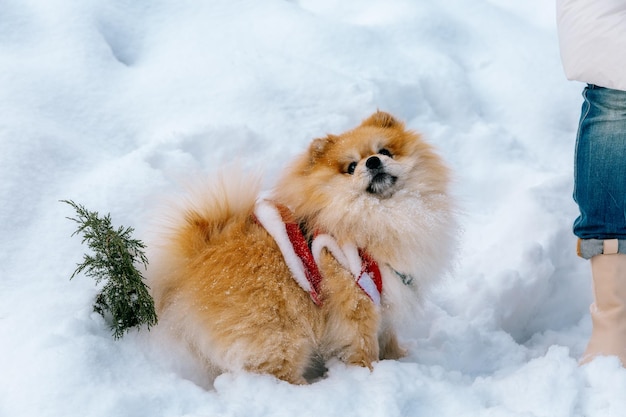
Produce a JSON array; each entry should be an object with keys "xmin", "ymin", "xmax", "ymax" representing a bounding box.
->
[
  {"xmin": 275, "ymin": 111, "xmax": 450, "ymax": 250},
  {"xmin": 309, "ymin": 114, "xmax": 416, "ymax": 201}
]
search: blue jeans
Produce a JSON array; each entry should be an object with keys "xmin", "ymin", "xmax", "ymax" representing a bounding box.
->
[{"xmin": 574, "ymin": 84, "xmax": 626, "ymax": 240}]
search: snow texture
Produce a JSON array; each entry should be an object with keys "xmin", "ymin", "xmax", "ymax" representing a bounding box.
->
[{"xmin": 1, "ymin": 0, "xmax": 623, "ymax": 416}]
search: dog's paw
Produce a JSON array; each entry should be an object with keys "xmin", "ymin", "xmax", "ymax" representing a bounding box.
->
[
  {"xmin": 378, "ymin": 329, "xmax": 407, "ymax": 360},
  {"xmin": 380, "ymin": 345, "xmax": 407, "ymax": 360},
  {"xmin": 343, "ymin": 343, "xmax": 379, "ymax": 371},
  {"xmin": 345, "ymin": 354, "xmax": 375, "ymax": 371}
]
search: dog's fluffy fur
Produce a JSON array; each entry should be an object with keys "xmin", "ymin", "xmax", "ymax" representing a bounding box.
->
[{"xmin": 148, "ymin": 111, "xmax": 455, "ymax": 384}]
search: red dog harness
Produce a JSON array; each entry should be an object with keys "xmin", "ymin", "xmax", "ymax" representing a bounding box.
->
[{"xmin": 253, "ymin": 200, "xmax": 382, "ymax": 306}]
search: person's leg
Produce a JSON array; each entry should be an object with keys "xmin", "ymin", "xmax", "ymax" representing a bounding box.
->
[
  {"xmin": 574, "ymin": 85, "xmax": 626, "ymax": 364},
  {"xmin": 580, "ymin": 250, "xmax": 626, "ymax": 364}
]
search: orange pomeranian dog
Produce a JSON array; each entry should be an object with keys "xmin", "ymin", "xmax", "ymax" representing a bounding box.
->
[{"xmin": 148, "ymin": 111, "xmax": 456, "ymax": 384}]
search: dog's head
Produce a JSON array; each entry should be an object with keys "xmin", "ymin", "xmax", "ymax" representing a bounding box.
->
[
  {"xmin": 305, "ymin": 111, "xmax": 449, "ymax": 200},
  {"xmin": 274, "ymin": 111, "xmax": 452, "ymax": 258}
]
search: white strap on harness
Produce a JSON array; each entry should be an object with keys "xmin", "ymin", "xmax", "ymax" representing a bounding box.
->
[
  {"xmin": 312, "ymin": 234, "xmax": 381, "ymax": 305},
  {"xmin": 254, "ymin": 200, "xmax": 312, "ymax": 293}
]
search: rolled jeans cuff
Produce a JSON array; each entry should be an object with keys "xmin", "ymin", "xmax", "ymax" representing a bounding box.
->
[{"xmin": 577, "ymin": 238, "xmax": 626, "ymax": 259}]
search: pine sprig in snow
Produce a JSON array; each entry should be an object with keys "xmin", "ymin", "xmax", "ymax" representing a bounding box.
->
[{"xmin": 63, "ymin": 200, "xmax": 158, "ymax": 339}]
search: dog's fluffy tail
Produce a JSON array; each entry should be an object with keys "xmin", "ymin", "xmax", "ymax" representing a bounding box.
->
[
  {"xmin": 149, "ymin": 167, "xmax": 263, "ymax": 263},
  {"xmin": 171, "ymin": 168, "xmax": 262, "ymax": 259}
]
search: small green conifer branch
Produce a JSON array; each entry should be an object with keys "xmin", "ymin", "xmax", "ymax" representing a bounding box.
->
[{"xmin": 62, "ymin": 199, "xmax": 158, "ymax": 339}]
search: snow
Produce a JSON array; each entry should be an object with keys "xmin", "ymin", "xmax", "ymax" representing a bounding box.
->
[{"xmin": 0, "ymin": 0, "xmax": 622, "ymax": 416}]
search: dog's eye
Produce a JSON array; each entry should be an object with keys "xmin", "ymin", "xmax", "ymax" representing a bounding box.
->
[
  {"xmin": 379, "ymin": 148, "xmax": 393, "ymax": 158},
  {"xmin": 346, "ymin": 161, "xmax": 357, "ymax": 175}
]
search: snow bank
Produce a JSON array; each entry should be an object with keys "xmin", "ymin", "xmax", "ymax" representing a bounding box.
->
[{"xmin": 1, "ymin": 0, "xmax": 619, "ymax": 416}]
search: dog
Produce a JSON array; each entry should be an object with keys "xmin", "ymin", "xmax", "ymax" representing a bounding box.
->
[{"xmin": 148, "ymin": 111, "xmax": 456, "ymax": 384}]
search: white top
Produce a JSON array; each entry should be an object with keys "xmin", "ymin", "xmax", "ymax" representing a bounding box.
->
[{"xmin": 556, "ymin": 0, "xmax": 626, "ymax": 91}]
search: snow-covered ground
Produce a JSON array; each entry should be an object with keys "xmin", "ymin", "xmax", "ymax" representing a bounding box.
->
[{"xmin": 2, "ymin": 1, "xmax": 624, "ymax": 416}]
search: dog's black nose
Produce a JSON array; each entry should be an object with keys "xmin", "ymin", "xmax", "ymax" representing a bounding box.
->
[{"xmin": 366, "ymin": 156, "xmax": 382, "ymax": 170}]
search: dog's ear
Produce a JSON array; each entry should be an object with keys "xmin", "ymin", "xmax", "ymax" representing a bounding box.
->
[
  {"xmin": 308, "ymin": 134, "xmax": 337, "ymax": 163},
  {"xmin": 360, "ymin": 111, "xmax": 403, "ymax": 129}
]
